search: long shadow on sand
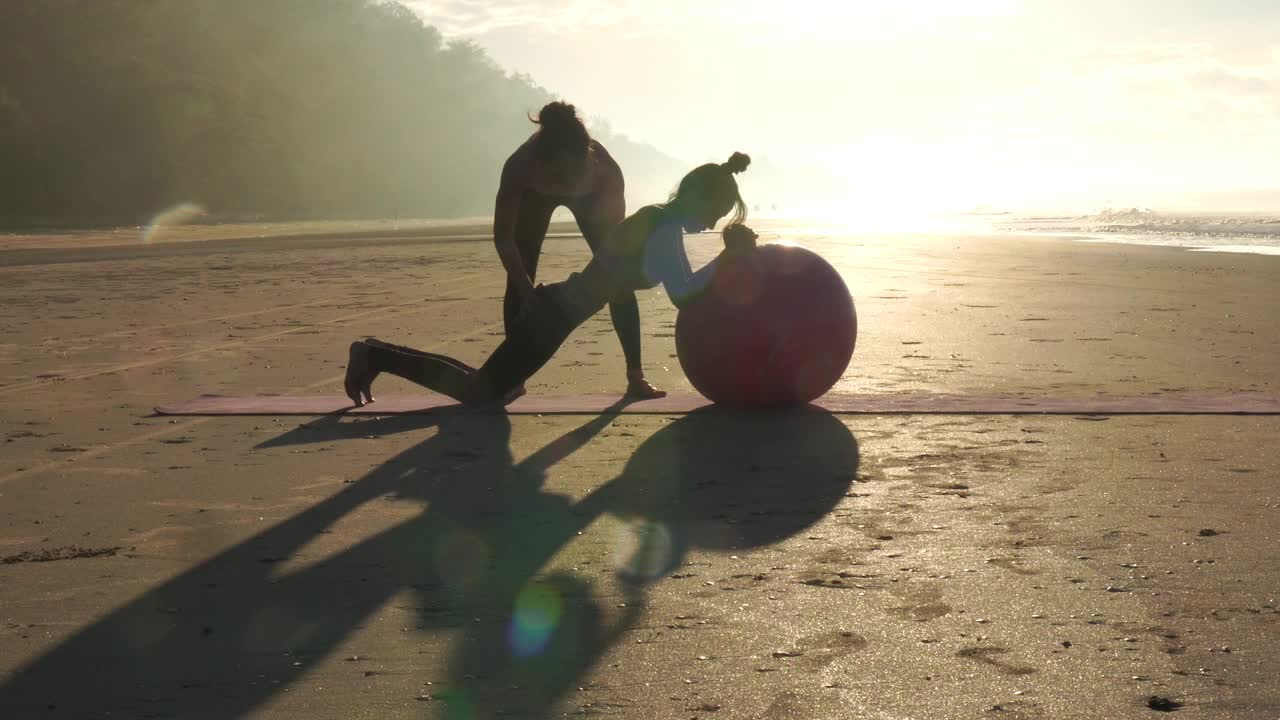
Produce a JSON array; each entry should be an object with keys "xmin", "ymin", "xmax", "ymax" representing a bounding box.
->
[{"xmin": 0, "ymin": 406, "xmax": 859, "ymax": 718}]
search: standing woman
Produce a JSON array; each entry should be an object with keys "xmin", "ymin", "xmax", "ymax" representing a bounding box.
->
[{"xmin": 495, "ymin": 101, "xmax": 664, "ymax": 399}]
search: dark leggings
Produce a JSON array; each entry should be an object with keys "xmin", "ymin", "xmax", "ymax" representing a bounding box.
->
[
  {"xmin": 506, "ymin": 189, "xmax": 642, "ymax": 371},
  {"xmin": 366, "ymin": 272, "xmax": 610, "ymax": 405},
  {"xmin": 362, "ymin": 339, "xmax": 478, "ymax": 402}
]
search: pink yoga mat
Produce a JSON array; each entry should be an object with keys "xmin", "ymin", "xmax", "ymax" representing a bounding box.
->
[{"xmin": 154, "ymin": 392, "xmax": 1280, "ymax": 416}]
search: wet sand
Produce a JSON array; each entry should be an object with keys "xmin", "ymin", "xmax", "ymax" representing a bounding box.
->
[{"xmin": 0, "ymin": 221, "xmax": 1277, "ymax": 718}]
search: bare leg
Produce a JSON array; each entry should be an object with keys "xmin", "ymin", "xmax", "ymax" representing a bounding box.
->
[
  {"xmin": 611, "ymin": 294, "xmax": 665, "ymax": 398},
  {"xmin": 574, "ymin": 202, "xmax": 665, "ymax": 399}
]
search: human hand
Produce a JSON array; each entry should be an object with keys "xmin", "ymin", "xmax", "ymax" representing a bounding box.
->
[
  {"xmin": 513, "ymin": 277, "xmax": 540, "ymax": 321},
  {"xmin": 722, "ymin": 224, "xmax": 758, "ymax": 254}
]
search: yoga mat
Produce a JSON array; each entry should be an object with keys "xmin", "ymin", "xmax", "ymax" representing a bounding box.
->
[{"xmin": 154, "ymin": 392, "xmax": 1280, "ymax": 416}]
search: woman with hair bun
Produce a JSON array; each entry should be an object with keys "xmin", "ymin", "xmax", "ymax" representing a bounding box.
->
[
  {"xmin": 493, "ymin": 101, "xmax": 662, "ymax": 400},
  {"xmin": 344, "ymin": 153, "xmax": 756, "ymax": 408}
]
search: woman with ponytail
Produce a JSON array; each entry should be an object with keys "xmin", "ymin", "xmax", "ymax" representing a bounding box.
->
[
  {"xmin": 493, "ymin": 101, "xmax": 663, "ymax": 399},
  {"xmin": 344, "ymin": 153, "xmax": 756, "ymax": 409}
]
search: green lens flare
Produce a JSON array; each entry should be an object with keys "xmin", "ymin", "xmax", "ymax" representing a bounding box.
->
[{"xmin": 508, "ymin": 582, "xmax": 563, "ymax": 658}]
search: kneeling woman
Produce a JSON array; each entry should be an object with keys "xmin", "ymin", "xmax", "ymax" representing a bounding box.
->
[{"xmin": 344, "ymin": 153, "xmax": 754, "ymax": 407}]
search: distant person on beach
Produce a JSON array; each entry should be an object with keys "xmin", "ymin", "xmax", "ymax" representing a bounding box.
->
[
  {"xmin": 344, "ymin": 153, "xmax": 756, "ymax": 408},
  {"xmin": 494, "ymin": 101, "xmax": 663, "ymax": 400}
]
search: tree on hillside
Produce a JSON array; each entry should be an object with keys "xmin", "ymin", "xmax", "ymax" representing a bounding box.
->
[{"xmin": 0, "ymin": 0, "xmax": 685, "ymax": 226}]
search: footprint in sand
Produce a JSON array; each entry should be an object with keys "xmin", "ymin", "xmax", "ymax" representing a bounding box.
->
[
  {"xmin": 956, "ymin": 646, "xmax": 1038, "ymax": 676},
  {"xmin": 985, "ymin": 557, "xmax": 1040, "ymax": 576},
  {"xmin": 785, "ymin": 630, "xmax": 870, "ymax": 669},
  {"xmin": 884, "ymin": 582, "xmax": 952, "ymax": 622}
]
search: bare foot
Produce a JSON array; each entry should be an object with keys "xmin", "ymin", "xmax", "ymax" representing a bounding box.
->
[
  {"xmin": 625, "ymin": 377, "xmax": 667, "ymax": 400},
  {"xmin": 344, "ymin": 341, "xmax": 375, "ymax": 406}
]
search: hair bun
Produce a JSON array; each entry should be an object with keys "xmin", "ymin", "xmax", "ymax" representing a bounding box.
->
[
  {"xmin": 723, "ymin": 151, "xmax": 751, "ymax": 174},
  {"xmin": 538, "ymin": 101, "xmax": 578, "ymax": 129}
]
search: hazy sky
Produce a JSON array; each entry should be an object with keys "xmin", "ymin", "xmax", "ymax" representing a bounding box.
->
[{"xmin": 404, "ymin": 1, "xmax": 1280, "ymax": 213}]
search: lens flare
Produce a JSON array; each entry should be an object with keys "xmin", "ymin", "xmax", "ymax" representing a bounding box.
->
[
  {"xmin": 508, "ymin": 581, "xmax": 564, "ymax": 658},
  {"xmin": 143, "ymin": 202, "xmax": 207, "ymax": 244},
  {"xmin": 436, "ymin": 685, "xmax": 475, "ymax": 719},
  {"xmin": 613, "ymin": 518, "xmax": 676, "ymax": 582}
]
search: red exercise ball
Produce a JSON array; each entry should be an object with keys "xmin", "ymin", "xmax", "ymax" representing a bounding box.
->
[{"xmin": 676, "ymin": 242, "xmax": 856, "ymax": 408}]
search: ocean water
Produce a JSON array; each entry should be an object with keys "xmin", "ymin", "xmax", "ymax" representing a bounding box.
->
[
  {"xmin": 752, "ymin": 208, "xmax": 1280, "ymax": 257},
  {"xmin": 991, "ymin": 208, "xmax": 1280, "ymax": 256}
]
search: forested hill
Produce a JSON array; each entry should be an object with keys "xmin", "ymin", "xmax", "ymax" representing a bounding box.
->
[{"xmin": 0, "ymin": 0, "xmax": 687, "ymax": 226}]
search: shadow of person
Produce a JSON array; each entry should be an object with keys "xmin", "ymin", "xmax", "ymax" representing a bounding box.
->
[
  {"xmin": 0, "ymin": 402, "xmax": 626, "ymax": 718},
  {"xmin": 438, "ymin": 407, "xmax": 860, "ymax": 718},
  {"xmin": 0, "ymin": 411, "xmax": 507, "ymax": 717},
  {"xmin": 0, "ymin": 406, "xmax": 858, "ymax": 720},
  {"xmin": 252, "ymin": 410, "xmax": 437, "ymax": 449}
]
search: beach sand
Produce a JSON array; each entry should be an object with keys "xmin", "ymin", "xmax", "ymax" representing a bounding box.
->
[{"xmin": 0, "ymin": 222, "xmax": 1277, "ymax": 718}]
